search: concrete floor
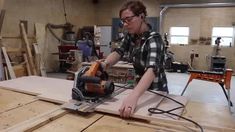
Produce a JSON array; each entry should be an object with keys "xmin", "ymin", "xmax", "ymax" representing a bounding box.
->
[{"xmin": 47, "ymin": 71, "xmax": 235, "ymax": 114}]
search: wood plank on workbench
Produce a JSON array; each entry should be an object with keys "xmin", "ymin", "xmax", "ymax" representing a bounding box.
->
[
  {"xmin": 0, "ymin": 88, "xmax": 37, "ymax": 114},
  {"xmin": 83, "ymin": 115, "xmax": 157, "ymax": 132},
  {"xmin": 33, "ymin": 113, "xmax": 104, "ymax": 132},
  {"xmin": 0, "ymin": 100, "xmax": 59, "ymax": 130},
  {"xmin": 3, "ymin": 108, "xmax": 68, "ymax": 132},
  {"xmin": 84, "ymin": 114, "xmax": 235, "ymax": 132},
  {"xmin": 83, "ymin": 114, "xmax": 214, "ymax": 132}
]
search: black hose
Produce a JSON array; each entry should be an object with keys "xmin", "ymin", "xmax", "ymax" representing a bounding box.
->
[{"xmin": 46, "ymin": 23, "xmax": 75, "ymax": 44}]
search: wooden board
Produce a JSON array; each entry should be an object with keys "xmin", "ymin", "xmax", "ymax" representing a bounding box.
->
[
  {"xmin": 3, "ymin": 108, "xmax": 68, "ymax": 132},
  {"xmin": 0, "ymin": 76, "xmax": 73, "ymax": 95},
  {"xmin": 0, "ymin": 100, "xmax": 58, "ymax": 130},
  {"xmin": 23, "ymin": 53, "xmax": 32, "ymax": 75},
  {"xmin": 1, "ymin": 47, "xmax": 16, "ymax": 79},
  {"xmin": 0, "ymin": 88, "xmax": 37, "ymax": 114},
  {"xmin": 83, "ymin": 115, "xmax": 157, "ymax": 132},
  {"xmin": 96, "ymin": 89, "xmax": 164, "ymax": 116},
  {"xmin": 33, "ymin": 113, "xmax": 104, "ymax": 132},
  {"xmin": 96, "ymin": 90, "xmax": 187, "ymax": 120},
  {"xmin": 37, "ymin": 92, "xmax": 71, "ymax": 104},
  {"xmin": 82, "ymin": 115, "xmax": 235, "ymax": 132},
  {"xmin": 33, "ymin": 43, "xmax": 41, "ymax": 75},
  {"xmin": 13, "ymin": 64, "xmax": 27, "ymax": 77},
  {"xmin": 35, "ymin": 23, "xmax": 47, "ymax": 77},
  {"xmin": 20, "ymin": 23, "xmax": 37, "ymax": 75}
]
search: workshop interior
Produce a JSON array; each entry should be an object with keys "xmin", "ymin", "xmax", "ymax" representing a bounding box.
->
[{"xmin": 0, "ymin": 0, "xmax": 235, "ymax": 132}]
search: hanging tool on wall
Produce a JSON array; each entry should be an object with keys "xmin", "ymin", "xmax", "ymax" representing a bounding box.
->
[
  {"xmin": 46, "ymin": 23, "xmax": 76, "ymax": 44},
  {"xmin": 46, "ymin": 0, "xmax": 76, "ymax": 44}
]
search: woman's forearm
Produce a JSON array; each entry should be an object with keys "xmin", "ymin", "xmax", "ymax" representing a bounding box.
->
[
  {"xmin": 131, "ymin": 68, "xmax": 155, "ymax": 98},
  {"xmin": 105, "ymin": 52, "xmax": 121, "ymax": 68}
]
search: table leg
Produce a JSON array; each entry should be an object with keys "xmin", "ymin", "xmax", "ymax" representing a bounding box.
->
[
  {"xmin": 181, "ymin": 77, "xmax": 193, "ymax": 96},
  {"xmin": 219, "ymin": 83, "xmax": 233, "ymax": 107}
]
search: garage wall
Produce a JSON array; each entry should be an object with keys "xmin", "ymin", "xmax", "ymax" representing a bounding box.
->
[
  {"xmin": 163, "ymin": 7, "xmax": 235, "ymax": 71},
  {"xmin": 0, "ymin": 0, "xmax": 3, "ymax": 10},
  {"xmin": 94, "ymin": 0, "xmax": 160, "ymax": 25}
]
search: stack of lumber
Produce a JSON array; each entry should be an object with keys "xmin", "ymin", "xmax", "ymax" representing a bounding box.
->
[{"xmin": 0, "ymin": 22, "xmax": 47, "ymax": 80}]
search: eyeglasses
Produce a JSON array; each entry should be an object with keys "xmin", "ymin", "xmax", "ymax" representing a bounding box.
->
[{"xmin": 120, "ymin": 15, "xmax": 136, "ymax": 24}]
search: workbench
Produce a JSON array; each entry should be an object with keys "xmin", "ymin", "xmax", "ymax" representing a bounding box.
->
[{"xmin": 1, "ymin": 86, "xmax": 235, "ymax": 131}]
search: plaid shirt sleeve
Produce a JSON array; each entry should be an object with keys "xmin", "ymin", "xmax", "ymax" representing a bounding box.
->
[{"xmin": 145, "ymin": 34, "xmax": 165, "ymax": 76}]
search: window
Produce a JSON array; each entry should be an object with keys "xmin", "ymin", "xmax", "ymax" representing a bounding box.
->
[
  {"xmin": 212, "ymin": 27, "xmax": 234, "ymax": 46},
  {"xmin": 170, "ymin": 27, "xmax": 189, "ymax": 44}
]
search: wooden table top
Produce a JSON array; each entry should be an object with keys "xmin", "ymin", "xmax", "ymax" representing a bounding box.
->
[{"xmin": 1, "ymin": 88, "xmax": 235, "ymax": 132}]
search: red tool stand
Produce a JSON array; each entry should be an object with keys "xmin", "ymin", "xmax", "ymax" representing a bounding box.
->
[{"xmin": 181, "ymin": 69, "xmax": 233, "ymax": 112}]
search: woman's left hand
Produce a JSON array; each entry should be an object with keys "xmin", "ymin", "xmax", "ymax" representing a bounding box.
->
[{"xmin": 119, "ymin": 93, "xmax": 138, "ymax": 118}]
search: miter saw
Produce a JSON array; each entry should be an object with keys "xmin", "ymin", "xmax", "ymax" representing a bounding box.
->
[{"xmin": 63, "ymin": 61, "xmax": 120, "ymax": 113}]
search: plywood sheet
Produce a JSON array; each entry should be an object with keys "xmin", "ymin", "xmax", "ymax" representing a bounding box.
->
[
  {"xmin": 37, "ymin": 92, "xmax": 71, "ymax": 104},
  {"xmin": 35, "ymin": 23, "xmax": 47, "ymax": 77},
  {"xmin": 0, "ymin": 76, "xmax": 73, "ymax": 96},
  {"xmin": 33, "ymin": 113, "xmax": 103, "ymax": 132},
  {"xmin": 0, "ymin": 76, "xmax": 42, "ymax": 95},
  {"xmin": 96, "ymin": 89, "xmax": 187, "ymax": 121},
  {"xmin": 96, "ymin": 90, "xmax": 164, "ymax": 115}
]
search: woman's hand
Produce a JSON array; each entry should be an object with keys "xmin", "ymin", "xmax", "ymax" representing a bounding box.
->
[{"xmin": 119, "ymin": 93, "xmax": 139, "ymax": 118}]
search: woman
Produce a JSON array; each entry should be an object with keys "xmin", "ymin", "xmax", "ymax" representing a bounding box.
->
[{"xmin": 102, "ymin": 0, "xmax": 168, "ymax": 118}]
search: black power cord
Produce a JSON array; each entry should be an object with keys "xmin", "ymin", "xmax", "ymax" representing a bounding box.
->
[
  {"xmin": 147, "ymin": 90, "xmax": 203, "ymax": 132},
  {"xmin": 114, "ymin": 84, "xmax": 204, "ymax": 132}
]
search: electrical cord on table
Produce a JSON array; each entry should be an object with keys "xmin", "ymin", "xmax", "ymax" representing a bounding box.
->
[{"xmin": 114, "ymin": 84, "xmax": 204, "ymax": 132}]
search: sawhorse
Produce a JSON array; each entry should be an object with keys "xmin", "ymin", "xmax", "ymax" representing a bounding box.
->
[{"xmin": 181, "ymin": 69, "xmax": 233, "ymax": 112}]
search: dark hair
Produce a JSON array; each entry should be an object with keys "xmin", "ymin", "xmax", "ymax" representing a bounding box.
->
[{"xmin": 119, "ymin": 1, "xmax": 147, "ymax": 18}]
